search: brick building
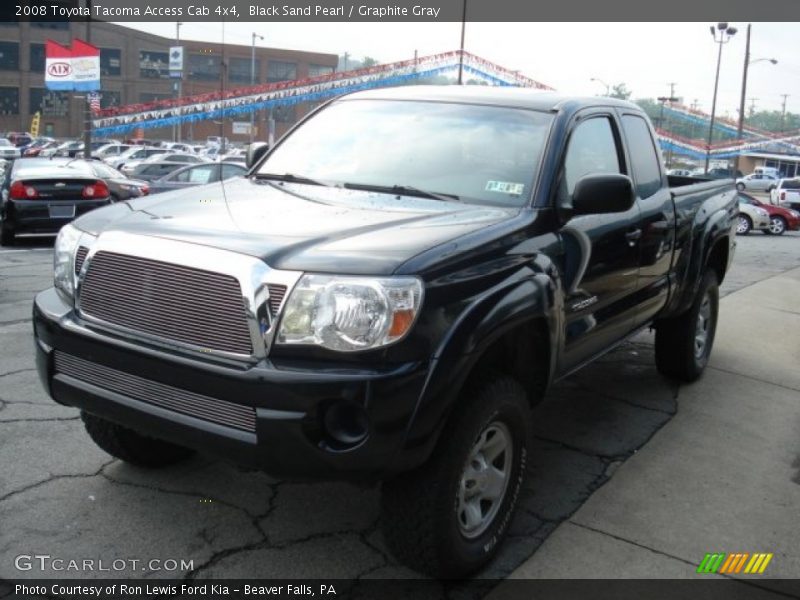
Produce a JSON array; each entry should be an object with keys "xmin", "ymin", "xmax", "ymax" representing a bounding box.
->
[{"xmin": 0, "ymin": 20, "xmax": 338, "ymax": 141}]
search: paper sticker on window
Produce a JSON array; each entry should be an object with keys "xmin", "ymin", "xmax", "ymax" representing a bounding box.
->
[{"xmin": 486, "ymin": 180, "xmax": 524, "ymax": 195}]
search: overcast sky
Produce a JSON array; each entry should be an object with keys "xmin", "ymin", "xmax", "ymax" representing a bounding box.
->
[{"xmin": 120, "ymin": 21, "xmax": 799, "ymax": 116}]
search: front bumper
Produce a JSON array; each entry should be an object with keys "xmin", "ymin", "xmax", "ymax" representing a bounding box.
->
[{"xmin": 33, "ymin": 287, "xmax": 429, "ymax": 480}]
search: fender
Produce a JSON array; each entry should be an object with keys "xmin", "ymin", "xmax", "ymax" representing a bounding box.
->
[
  {"xmin": 664, "ymin": 201, "xmax": 733, "ymax": 318},
  {"xmin": 393, "ymin": 262, "xmax": 560, "ymax": 470}
]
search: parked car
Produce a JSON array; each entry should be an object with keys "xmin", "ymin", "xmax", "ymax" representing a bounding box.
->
[
  {"xmin": 771, "ymin": 178, "xmax": 800, "ymax": 211},
  {"xmin": 161, "ymin": 142, "xmax": 196, "ymax": 154},
  {"xmin": 148, "ymin": 162, "xmax": 247, "ymax": 194},
  {"xmin": 106, "ymin": 146, "xmax": 166, "ymax": 170},
  {"xmin": 21, "ymin": 137, "xmax": 56, "ymax": 157},
  {"xmin": 219, "ymin": 154, "xmax": 246, "ymax": 166},
  {"xmin": 91, "ymin": 143, "xmax": 132, "ymax": 159},
  {"xmin": 737, "ymin": 192, "xmax": 800, "ymax": 235},
  {"xmin": 58, "ymin": 158, "xmax": 150, "ymax": 201},
  {"xmin": 38, "ymin": 141, "xmax": 65, "ymax": 158},
  {"xmin": 0, "ymin": 157, "xmax": 111, "ymax": 245},
  {"xmin": 129, "ymin": 161, "xmax": 188, "ymax": 182},
  {"xmin": 121, "ymin": 152, "xmax": 206, "ymax": 176},
  {"xmin": 7, "ymin": 132, "xmax": 34, "ymax": 148},
  {"xmin": 0, "ymin": 138, "xmax": 21, "ymax": 159},
  {"xmin": 54, "ymin": 141, "xmax": 86, "ymax": 158},
  {"xmin": 736, "ymin": 173, "xmax": 779, "ymax": 192},
  {"xmin": 33, "ymin": 88, "xmax": 737, "ymax": 577},
  {"xmin": 707, "ymin": 167, "xmax": 743, "ymax": 179},
  {"xmin": 737, "ymin": 196, "xmax": 770, "ymax": 235},
  {"xmin": 667, "ymin": 168, "xmax": 693, "ymax": 177}
]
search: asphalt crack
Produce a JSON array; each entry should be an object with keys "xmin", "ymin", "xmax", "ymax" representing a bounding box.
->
[{"xmin": 0, "ymin": 459, "xmax": 116, "ymax": 505}]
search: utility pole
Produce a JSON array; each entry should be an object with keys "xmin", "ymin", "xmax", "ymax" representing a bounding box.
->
[
  {"xmin": 250, "ymin": 32, "xmax": 264, "ymax": 144},
  {"xmin": 705, "ymin": 23, "xmax": 737, "ymax": 174},
  {"xmin": 83, "ymin": 0, "xmax": 92, "ymax": 160},
  {"xmin": 173, "ymin": 22, "xmax": 182, "ymax": 143},
  {"xmin": 748, "ymin": 97, "xmax": 757, "ymax": 118},
  {"xmin": 343, "ymin": 51, "xmax": 349, "ymax": 71},
  {"xmin": 780, "ymin": 94, "xmax": 789, "ymax": 133},
  {"xmin": 457, "ymin": 0, "xmax": 466, "ymax": 84},
  {"xmin": 734, "ymin": 24, "xmax": 750, "ymax": 173},
  {"xmin": 220, "ymin": 21, "xmax": 226, "ymax": 154}
]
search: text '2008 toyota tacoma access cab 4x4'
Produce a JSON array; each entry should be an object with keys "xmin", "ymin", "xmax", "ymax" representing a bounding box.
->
[{"xmin": 33, "ymin": 86, "xmax": 737, "ymax": 578}]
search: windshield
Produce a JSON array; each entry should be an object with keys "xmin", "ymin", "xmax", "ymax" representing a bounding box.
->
[{"xmin": 257, "ymin": 99, "xmax": 552, "ymax": 207}]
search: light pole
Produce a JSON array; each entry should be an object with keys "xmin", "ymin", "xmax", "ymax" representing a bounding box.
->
[
  {"xmin": 457, "ymin": 0, "xmax": 467, "ymax": 84},
  {"xmin": 705, "ymin": 22, "xmax": 737, "ymax": 174},
  {"xmin": 734, "ymin": 24, "xmax": 777, "ymax": 172},
  {"xmin": 590, "ymin": 78, "xmax": 610, "ymax": 96},
  {"xmin": 173, "ymin": 22, "xmax": 183, "ymax": 143},
  {"xmin": 250, "ymin": 32, "xmax": 264, "ymax": 144},
  {"xmin": 779, "ymin": 94, "xmax": 790, "ymax": 133}
]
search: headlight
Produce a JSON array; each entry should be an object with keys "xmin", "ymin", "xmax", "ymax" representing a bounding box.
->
[
  {"xmin": 277, "ymin": 274, "xmax": 423, "ymax": 352},
  {"xmin": 789, "ymin": 210, "xmax": 800, "ymax": 218},
  {"xmin": 756, "ymin": 208, "xmax": 769, "ymax": 216},
  {"xmin": 53, "ymin": 223, "xmax": 83, "ymax": 301}
]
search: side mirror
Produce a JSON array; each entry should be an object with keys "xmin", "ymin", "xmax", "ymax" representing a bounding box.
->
[
  {"xmin": 246, "ymin": 142, "xmax": 270, "ymax": 169},
  {"xmin": 571, "ymin": 173, "xmax": 635, "ymax": 215}
]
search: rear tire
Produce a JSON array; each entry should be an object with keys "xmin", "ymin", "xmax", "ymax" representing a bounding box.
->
[
  {"xmin": 381, "ymin": 373, "xmax": 532, "ymax": 578},
  {"xmin": 0, "ymin": 224, "xmax": 14, "ymax": 246},
  {"xmin": 736, "ymin": 182, "xmax": 745, "ymax": 191},
  {"xmin": 81, "ymin": 411, "xmax": 194, "ymax": 468},
  {"xmin": 655, "ymin": 271, "xmax": 719, "ymax": 382}
]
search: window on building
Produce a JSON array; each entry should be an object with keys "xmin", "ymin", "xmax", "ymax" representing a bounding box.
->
[
  {"xmin": 308, "ymin": 64, "xmax": 334, "ymax": 77},
  {"xmin": 140, "ymin": 50, "xmax": 170, "ymax": 79},
  {"xmin": 100, "ymin": 48, "xmax": 121, "ymax": 77},
  {"xmin": 621, "ymin": 115, "xmax": 663, "ymax": 199},
  {"xmin": 267, "ymin": 61, "xmax": 297, "ymax": 83},
  {"xmin": 100, "ymin": 91, "xmax": 121, "ymax": 109},
  {"xmin": 0, "ymin": 42, "xmax": 20, "ymax": 71},
  {"xmin": 30, "ymin": 22, "xmax": 70, "ymax": 30},
  {"xmin": 0, "ymin": 87, "xmax": 19, "ymax": 115},
  {"xmin": 188, "ymin": 53, "xmax": 221, "ymax": 81},
  {"xmin": 30, "ymin": 88, "xmax": 70, "ymax": 117},
  {"xmin": 139, "ymin": 92, "xmax": 171, "ymax": 103},
  {"xmin": 229, "ymin": 57, "xmax": 259, "ymax": 84},
  {"xmin": 30, "ymin": 43, "xmax": 46, "ymax": 73},
  {"xmin": 273, "ymin": 104, "xmax": 296, "ymax": 123}
]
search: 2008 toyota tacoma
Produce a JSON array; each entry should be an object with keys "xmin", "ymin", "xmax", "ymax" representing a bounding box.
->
[{"xmin": 33, "ymin": 86, "xmax": 737, "ymax": 577}]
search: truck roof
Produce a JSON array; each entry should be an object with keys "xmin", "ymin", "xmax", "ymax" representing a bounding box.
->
[{"xmin": 338, "ymin": 85, "xmax": 642, "ymax": 113}]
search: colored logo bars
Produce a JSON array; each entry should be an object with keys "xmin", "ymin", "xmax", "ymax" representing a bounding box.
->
[{"xmin": 697, "ymin": 552, "xmax": 773, "ymax": 575}]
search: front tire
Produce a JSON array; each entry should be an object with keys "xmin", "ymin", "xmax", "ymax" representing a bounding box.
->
[
  {"xmin": 736, "ymin": 182, "xmax": 745, "ymax": 191},
  {"xmin": 81, "ymin": 411, "xmax": 195, "ymax": 467},
  {"xmin": 655, "ymin": 271, "xmax": 719, "ymax": 382},
  {"xmin": 381, "ymin": 374, "xmax": 532, "ymax": 578},
  {"xmin": 736, "ymin": 214, "xmax": 752, "ymax": 235},
  {"xmin": 768, "ymin": 215, "xmax": 787, "ymax": 236}
]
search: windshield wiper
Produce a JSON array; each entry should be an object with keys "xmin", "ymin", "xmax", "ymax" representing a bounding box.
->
[
  {"xmin": 342, "ymin": 182, "xmax": 461, "ymax": 203},
  {"xmin": 254, "ymin": 172, "xmax": 339, "ymax": 188}
]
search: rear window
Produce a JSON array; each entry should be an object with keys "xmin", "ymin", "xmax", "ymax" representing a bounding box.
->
[{"xmin": 782, "ymin": 179, "xmax": 800, "ymax": 190}]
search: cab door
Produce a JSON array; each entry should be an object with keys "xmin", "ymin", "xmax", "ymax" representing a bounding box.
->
[{"xmin": 557, "ymin": 111, "xmax": 642, "ymax": 372}]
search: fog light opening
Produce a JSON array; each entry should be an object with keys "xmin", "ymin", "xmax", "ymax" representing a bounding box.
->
[{"xmin": 322, "ymin": 400, "xmax": 369, "ymax": 449}]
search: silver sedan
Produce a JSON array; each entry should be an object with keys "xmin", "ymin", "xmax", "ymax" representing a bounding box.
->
[{"xmin": 736, "ymin": 173, "xmax": 779, "ymax": 193}]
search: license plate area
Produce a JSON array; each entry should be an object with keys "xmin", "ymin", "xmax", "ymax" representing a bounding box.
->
[{"xmin": 49, "ymin": 205, "xmax": 76, "ymax": 219}]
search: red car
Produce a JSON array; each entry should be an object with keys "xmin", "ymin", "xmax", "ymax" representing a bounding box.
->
[{"xmin": 738, "ymin": 192, "xmax": 800, "ymax": 236}]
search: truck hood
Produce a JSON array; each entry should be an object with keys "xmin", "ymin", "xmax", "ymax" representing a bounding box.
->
[{"xmin": 74, "ymin": 177, "xmax": 518, "ymax": 274}]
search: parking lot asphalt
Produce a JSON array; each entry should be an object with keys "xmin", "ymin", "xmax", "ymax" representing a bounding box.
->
[{"xmin": 1, "ymin": 229, "xmax": 799, "ymax": 592}]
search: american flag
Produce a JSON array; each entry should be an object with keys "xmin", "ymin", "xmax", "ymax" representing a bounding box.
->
[{"xmin": 88, "ymin": 92, "xmax": 101, "ymax": 113}]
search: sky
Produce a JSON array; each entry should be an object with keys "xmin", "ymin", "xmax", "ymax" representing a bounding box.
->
[{"xmin": 120, "ymin": 21, "xmax": 799, "ymax": 116}]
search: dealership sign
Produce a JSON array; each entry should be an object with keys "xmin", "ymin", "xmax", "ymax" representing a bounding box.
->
[
  {"xmin": 45, "ymin": 38, "xmax": 101, "ymax": 92},
  {"xmin": 169, "ymin": 46, "xmax": 184, "ymax": 77}
]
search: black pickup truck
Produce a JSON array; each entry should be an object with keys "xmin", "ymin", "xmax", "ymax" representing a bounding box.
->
[{"xmin": 33, "ymin": 87, "xmax": 737, "ymax": 578}]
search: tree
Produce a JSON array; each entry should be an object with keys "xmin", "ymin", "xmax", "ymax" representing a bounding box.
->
[
  {"xmin": 361, "ymin": 56, "xmax": 379, "ymax": 67},
  {"xmin": 609, "ymin": 83, "xmax": 632, "ymax": 100}
]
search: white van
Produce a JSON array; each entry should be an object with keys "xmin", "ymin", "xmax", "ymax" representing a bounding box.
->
[{"xmin": 754, "ymin": 166, "xmax": 780, "ymax": 178}]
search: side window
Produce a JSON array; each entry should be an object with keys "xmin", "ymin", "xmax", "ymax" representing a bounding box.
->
[
  {"xmin": 621, "ymin": 115, "xmax": 663, "ymax": 199},
  {"xmin": 221, "ymin": 164, "xmax": 244, "ymax": 180},
  {"xmin": 563, "ymin": 117, "xmax": 621, "ymax": 196}
]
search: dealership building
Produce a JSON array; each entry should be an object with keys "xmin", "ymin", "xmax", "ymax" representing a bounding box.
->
[{"xmin": 0, "ymin": 21, "xmax": 338, "ymax": 141}]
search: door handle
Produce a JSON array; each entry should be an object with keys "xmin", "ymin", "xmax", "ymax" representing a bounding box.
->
[{"xmin": 625, "ymin": 228, "xmax": 642, "ymax": 246}]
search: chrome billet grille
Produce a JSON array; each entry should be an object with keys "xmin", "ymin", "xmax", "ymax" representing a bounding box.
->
[
  {"xmin": 267, "ymin": 284, "xmax": 287, "ymax": 318},
  {"xmin": 75, "ymin": 246, "xmax": 89, "ymax": 275},
  {"xmin": 54, "ymin": 352, "xmax": 256, "ymax": 432},
  {"xmin": 79, "ymin": 251, "xmax": 253, "ymax": 356}
]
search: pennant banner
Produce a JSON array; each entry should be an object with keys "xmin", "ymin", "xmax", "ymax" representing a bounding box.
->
[{"xmin": 92, "ymin": 50, "xmax": 553, "ymax": 136}]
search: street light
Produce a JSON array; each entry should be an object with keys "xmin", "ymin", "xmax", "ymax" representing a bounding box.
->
[
  {"xmin": 250, "ymin": 32, "xmax": 264, "ymax": 144},
  {"xmin": 590, "ymin": 77, "xmax": 610, "ymax": 96},
  {"xmin": 734, "ymin": 24, "xmax": 778, "ymax": 172},
  {"xmin": 704, "ymin": 22, "xmax": 737, "ymax": 174}
]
